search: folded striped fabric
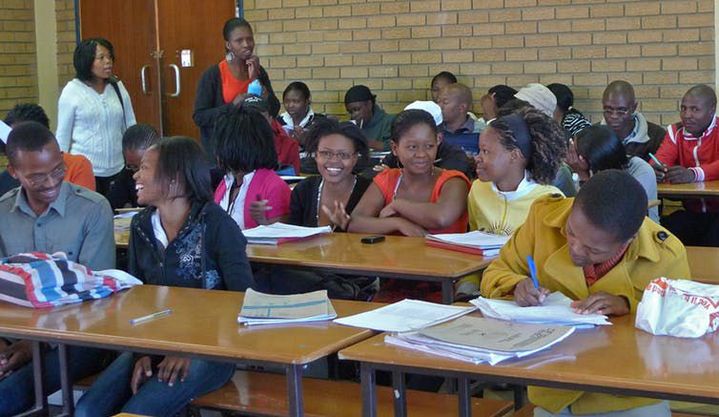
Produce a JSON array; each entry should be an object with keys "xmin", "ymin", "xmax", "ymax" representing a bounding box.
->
[{"xmin": 0, "ymin": 252, "xmax": 142, "ymax": 308}]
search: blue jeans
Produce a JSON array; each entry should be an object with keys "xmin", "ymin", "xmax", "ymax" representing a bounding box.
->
[
  {"xmin": 75, "ymin": 351, "xmax": 235, "ymax": 417},
  {"xmin": 0, "ymin": 344, "xmax": 109, "ymax": 417}
]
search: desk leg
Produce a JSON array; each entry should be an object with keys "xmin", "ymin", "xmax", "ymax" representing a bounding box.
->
[
  {"xmin": 361, "ymin": 363, "xmax": 377, "ymax": 417},
  {"xmin": 57, "ymin": 344, "xmax": 73, "ymax": 417},
  {"xmin": 392, "ymin": 371, "xmax": 407, "ymax": 417},
  {"xmin": 16, "ymin": 341, "xmax": 47, "ymax": 417},
  {"xmin": 287, "ymin": 364, "xmax": 304, "ymax": 417},
  {"xmin": 442, "ymin": 281, "xmax": 454, "ymax": 304},
  {"xmin": 458, "ymin": 376, "xmax": 471, "ymax": 417}
]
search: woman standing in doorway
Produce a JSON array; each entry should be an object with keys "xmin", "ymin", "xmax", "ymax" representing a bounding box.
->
[
  {"xmin": 56, "ymin": 37, "xmax": 136, "ymax": 196},
  {"xmin": 193, "ymin": 17, "xmax": 280, "ymax": 161}
]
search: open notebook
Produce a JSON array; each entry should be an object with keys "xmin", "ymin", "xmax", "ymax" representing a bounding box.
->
[{"xmin": 242, "ymin": 223, "xmax": 332, "ymax": 245}]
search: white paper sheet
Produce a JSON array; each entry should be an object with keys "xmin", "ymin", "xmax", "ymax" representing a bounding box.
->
[{"xmin": 333, "ymin": 299, "xmax": 475, "ymax": 332}]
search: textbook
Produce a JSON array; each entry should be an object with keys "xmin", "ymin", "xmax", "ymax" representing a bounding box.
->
[
  {"xmin": 242, "ymin": 223, "xmax": 332, "ymax": 245},
  {"xmin": 471, "ymin": 292, "xmax": 611, "ymax": 327},
  {"xmin": 385, "ymin": 315, "xmax": 575, "ymax": 365},
  {"xmin": 425, "ymin": 230, "xmax": 510, "ymax": 257},
  {"xmin": 333, "ymin": 299, "xmax": 475, "ymax": 332},
  {"xmin": 238, "ymin": 288, "xmax": 337, "ymax": 325}
]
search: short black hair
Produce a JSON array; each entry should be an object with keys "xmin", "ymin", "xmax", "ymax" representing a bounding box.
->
[
  {"xmin": 304, "ymin": 118, "xmax": 369, "ymax": 169},
  {"xmin": 213, "ymin": 106, "xmax": 278, "ymax": 173},
  {"xmin": 153, "ymin": 136, "xmax": 212, "ymax": 203},
  {"xmin": 547, "ymin": 83, "xmax": 574, "ymax": 113},
  {"xmin": 74, "ymin": 38, "xmax": 114, "ymax": 82},
  {"xmin": 390, "ymin": 109, "xmax": 438, "ymax": 144},
  {"xmin": 573, "ymin": 169, "xmax": 647, "ymax": 242},
  {"xmin": 431, "ymin": 71, "xmax": 457, "ymax": 86},
  {"xmin": 6, "ymin": 121, "xmax": 57, "ymax": 165},
  {"xmin": 4, "ymin": 103, "xmax": 50, "ymax": 128},
  {"xmin": 223, "ymin": 17, "xmax": 252, "ymax": 41},
  {"xmin": 122, "ymin": 124, "xmax": 159, "ymax": 151},
  {"xmin": 576, "ymin": 125, "xmax": 628, "ymax": 172},
  {"xmin": 488, "ymin": 85, "xmax": 518, "ymax": 109},
  {"xmin": 283, "ymin": 81, "xmax": 311, "ymax": 101}
]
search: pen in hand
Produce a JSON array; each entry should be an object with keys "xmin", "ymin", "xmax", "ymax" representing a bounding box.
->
[{"xmin": 527, "ymin": 255, "xmax": 540, "ymax": 289}]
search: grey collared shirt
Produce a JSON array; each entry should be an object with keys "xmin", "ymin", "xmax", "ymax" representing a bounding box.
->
[{"xmin": 0, "ymin": 182, "xmax": 115, "ymax": 270}]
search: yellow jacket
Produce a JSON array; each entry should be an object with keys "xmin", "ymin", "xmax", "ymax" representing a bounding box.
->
[{"xmin": 481, "ymin": 195, "xmax": 690, "ymax": 415}]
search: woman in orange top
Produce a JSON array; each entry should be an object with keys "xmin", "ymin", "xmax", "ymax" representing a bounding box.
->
[
  {"xmin": 193, "ymin": 17, "xmax": 279, "ymax": 161},
  {"xmin": 327, "ymin": 109, "xmax": 470, "ymax": 236}
]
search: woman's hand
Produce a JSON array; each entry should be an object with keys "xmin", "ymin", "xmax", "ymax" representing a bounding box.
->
[
  {"xmin": 157, "ymin": 356, "xmax": 191, "ymax": 387},
  {"xmin": 379, "ymin": 202, "xmax": 398, "ymax": 218},
  {"xmin": 130, "ymin": 356, "xmax": 153, "ymax": 394},
  {"xmin": 321, "ymin": 200, "xmax": 351, "ymax": 231},
  {"xmin": 0, "ymin": 340, "xmax": 32, "ymax": 379},
  {"xmin": 514, "ymin": 277, "xmax": 550, "ymax": 306},
  {"xmin": 566, "ymin": 139, "xmax": 590, "ymax": 182},
  {"xmin": 571, "ymin": 292, "xmax": 630, "ymax": 316},
  {"xmin": 250, "ymin": 199, "xmax": 272, "ymax": 225},
  {"xmin": 395, "ymin": 218, "xmax": 427, "ymax": 237},
  {"xmin": 247, "ymin": 55, "xmax": 260, "ymax": 80}
]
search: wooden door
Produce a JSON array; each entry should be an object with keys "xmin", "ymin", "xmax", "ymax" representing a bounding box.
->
[
  {"xmin": 78, "ymin": 0, "xmax": 162, "ymax": 132},
  {"xmin": 156, "ymin": 0, "xmax": 236, "ymax": 138}
]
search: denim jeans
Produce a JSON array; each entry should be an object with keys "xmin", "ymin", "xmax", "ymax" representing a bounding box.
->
[
  {"xmin": 75, "ymin": 351, "xmax": 235, "ymax": 417},
  {"xmin": 0, "ymin": 345, "xmax": 109, "ymax": 417}
]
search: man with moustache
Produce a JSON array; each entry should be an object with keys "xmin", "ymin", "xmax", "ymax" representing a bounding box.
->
[{"xmin": 0, "ymin": 121, "xmax": 114, "ymax": 416}]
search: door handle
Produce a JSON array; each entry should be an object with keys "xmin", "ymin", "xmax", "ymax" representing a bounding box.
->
[
  {"xmin": 140, "ymin": 65, "xmax": 150, "ymax": 95},
  {"xmin": 168, "ymin": 64, "xmax": 180, "ymax": 97}
]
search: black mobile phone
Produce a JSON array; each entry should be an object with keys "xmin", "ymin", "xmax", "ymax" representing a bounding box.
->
[{"xmin": 361, "ymin": 235, "xmax": 385, "ymax": 244}]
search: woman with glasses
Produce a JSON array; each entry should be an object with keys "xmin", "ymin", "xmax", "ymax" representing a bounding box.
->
[
  {"xmin": 289, "ymin": 118, "xmax": 371, "ymax": 230},
  {"xmin": 212, "ymin": 106, "xmax": 290, "ymax": 229},
  {"xmin": 56, "ymin": 38, "xmax": 136, "ymax": 197},
  {"xmin": 107, "ymin": 124, "xmax": 159, "ymax": 209}
]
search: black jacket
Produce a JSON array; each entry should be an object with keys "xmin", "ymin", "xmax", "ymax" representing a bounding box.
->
[
  {"xmin": 128, "ymin": 201, "xmax": 254, "ymax": 291},
  {"xmin": 192, "ymin": 64, "xmax": 280, "ymax": 160}
]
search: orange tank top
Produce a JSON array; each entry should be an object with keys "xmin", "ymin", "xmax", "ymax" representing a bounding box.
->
[{"xmin": 219, "ymin": 60, "xmax": 252, "ymax": 104}]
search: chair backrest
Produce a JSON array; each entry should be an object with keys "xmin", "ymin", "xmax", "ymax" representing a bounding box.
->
[{"xmin": 442, "ymin": 132, "xmax": 479, "ymax": 156}]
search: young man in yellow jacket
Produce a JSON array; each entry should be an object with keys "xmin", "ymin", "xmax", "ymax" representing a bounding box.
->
[{"xmin": 481, "ymin": 169, "xmax": 689, "ymax": 417}]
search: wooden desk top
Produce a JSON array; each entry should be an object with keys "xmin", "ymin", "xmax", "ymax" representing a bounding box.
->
[
  {"xmin": 0, "ymin": 285, "xmax": 379, "ymax": 365},
  {"xmin": 247, "ymin": 233, "xmax": 493, "ymax": 279},
  {"xmin": 657, "ymin": 180, "xmax": 719, "ymax": 197},
  {"xmin": 339, "ymin": 314, "xmax": 719, "ymax": 402},
  {"xmin": 687, "ymin": 246, "xmax": 719, "ymax": 284}
]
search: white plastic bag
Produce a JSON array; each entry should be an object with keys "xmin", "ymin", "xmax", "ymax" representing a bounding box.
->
[{"xmin": 636, "ymin": 277, "xmax": 719, "ymax": 338}]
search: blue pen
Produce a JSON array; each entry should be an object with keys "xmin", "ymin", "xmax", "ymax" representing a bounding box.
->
[{"xmin": 527, "ymin": 255, "xmax": 540, "ymax": 289}]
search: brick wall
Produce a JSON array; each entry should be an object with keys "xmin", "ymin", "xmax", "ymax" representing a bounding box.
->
[
  {"xmin": 55, "ymin": 0, "xmax": 75, "ymax": 89},
  {"xmin": 0, "ymin": 0, "xmax": 37, "ymax": 117},
  {"xmin": 246, "ymin": 0, "xmax": 715, "ymax": 126}
]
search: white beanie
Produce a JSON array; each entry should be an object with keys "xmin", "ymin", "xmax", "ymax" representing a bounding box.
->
[
  {"xmin": 515, "ymin": 83, "xmax": 557, "ymax": 118},
  {"xmin": 404, "ymin": 100, "xmax": 443, "ymax": 126}
]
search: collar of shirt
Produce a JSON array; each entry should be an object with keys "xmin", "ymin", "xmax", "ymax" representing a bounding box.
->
[
  {"xmin": 583, "ymin": 241, "xmax": 630, "ymax": 287},
  {"xmin": 280, "ymin": 108, "xmax": 314, "ymax": 129},
  {"xmin": 440, "ymin": 116, "xmax": 475, "ymax": 134},
  {"xmin": 681, "ymin": 113, "xmax": 718, "ymax": 141},
  {"xmin": 12, "ymin": 181, "xmax": 70, "ymax": 218},
  {"xmin": 489, "ymin": 171, "xmax": 538, "ymax": 201}
]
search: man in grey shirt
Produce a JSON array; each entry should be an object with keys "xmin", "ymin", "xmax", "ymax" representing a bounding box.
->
[{"xmin": 0, "ymin": 121, "xmax": 114, "ymax": 415}]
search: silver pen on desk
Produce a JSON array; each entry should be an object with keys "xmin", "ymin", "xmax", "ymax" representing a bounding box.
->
[{"xmin": 129, "ymin": 308, "xmax": 172, "ymax": 325}]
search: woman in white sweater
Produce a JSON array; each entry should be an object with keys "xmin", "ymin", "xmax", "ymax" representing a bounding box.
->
[{"xmin": 56, "ymin": 38, "xmax": 136, "ymax": 196}]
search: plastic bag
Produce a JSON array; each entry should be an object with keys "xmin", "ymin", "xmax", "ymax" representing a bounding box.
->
[{"xmin": 636, "ymin": 277, "xmax": 719, "ymax": 338}]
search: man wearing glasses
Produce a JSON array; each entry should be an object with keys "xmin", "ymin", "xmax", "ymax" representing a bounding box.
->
[
  {"xmin": 600, "ymin": 80, "xmax": 667, "ymax": 160},
  {"xmin": 0, "ymin": 121, "xmax": 114, "ymax": 415}
]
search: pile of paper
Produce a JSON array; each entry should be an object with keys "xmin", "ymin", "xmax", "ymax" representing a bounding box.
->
[
  {"xmin": 243, "ymin": 223, "xmax": 332, "ymax": 245},
  {"xmin": 238, "ymin": 289, "xmax": 336, "ymax": 325},
  {"xmin": 386, "ymin": 315, "xmax": 575, "ymax": 365},
  {"xmin": 333, "ymin": 299, "xmax": 475, "ymax": 332},
  {"xmin": 471, "ymin": 292, "xmax": 611, "ymax": 327},
  {"xmin": 425, "ymin": 230, "xmax": 510, "ymax": 256}
]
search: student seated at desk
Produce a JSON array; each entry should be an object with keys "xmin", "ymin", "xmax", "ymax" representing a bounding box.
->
[
  {"xmin": 278, "ymin": 81, "xmax": 324, "ymax": 148},
  {"xmin": 328, "ymin": 109, "xmax": 470, "ymax": 302},
  {"xmin": 481, "ymin": 170, "xmax": 689, "ymax": 417},
  {"xmin": 652, "ymin": 84, "xmax": 719, "ymax": 247},
  {"xmin": 106, "ymin": 123, "xmax": 159, "ymax": 209},
  {"xmin": 567, "ymin": 125, "xmax": 658, "ymax": 223},
  {"xmin": 0, "ymin": 122, "xmax": 114, "ymax": 416},
  {"xmin": 75, "ymin": 137, "xmax": 254, "ymax": 417},
  {"xmin": 212, "ymin": 106, "xmax": 291, "ymax": 229}
]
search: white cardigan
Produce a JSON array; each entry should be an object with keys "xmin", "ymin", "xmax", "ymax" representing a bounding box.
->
[{"xmin": 56, "ymin": 79, "xmax": 136, "ymax": 177}]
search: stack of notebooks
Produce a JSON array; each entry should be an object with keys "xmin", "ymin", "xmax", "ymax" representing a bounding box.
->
[
  {"xmin": 237, "ymin": 289, "xmax": 337, "ymax": 325},
  {"xmin": 425, "ymin": 230, "xmax": 510, "ymax": 256},
  {"xmin": 242, "ymin": 223, "xmax": 332, "ymax": 245}
]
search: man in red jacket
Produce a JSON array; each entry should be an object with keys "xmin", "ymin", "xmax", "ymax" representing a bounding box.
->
[{"xmin": 653, "ymin": 84, "xmax": 719, "ymax": 246}]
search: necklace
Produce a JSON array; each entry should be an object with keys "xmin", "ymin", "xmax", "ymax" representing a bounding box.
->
[{"xmin": 316, "ymin": 176, "xmax": 357, "ymax": 226}]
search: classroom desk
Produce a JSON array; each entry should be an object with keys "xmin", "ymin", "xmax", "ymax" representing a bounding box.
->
[
  {"xmin": 339, "ymin": 314, "xmax": 719, "ymax": 417},
  {"xmin": 247, "ymin": 233, "xmax": 494, "ymax": 304},
  {"xmin": 0, "ymin": 285, "xmax": 379, "ymax": 417},
  {"xmin": 657, "ymin": 180, "xmax": 719, "ymax": 198},
  {"xmin": 686, "ymin": 245, "xmax": 719, "ymax": 283}
]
